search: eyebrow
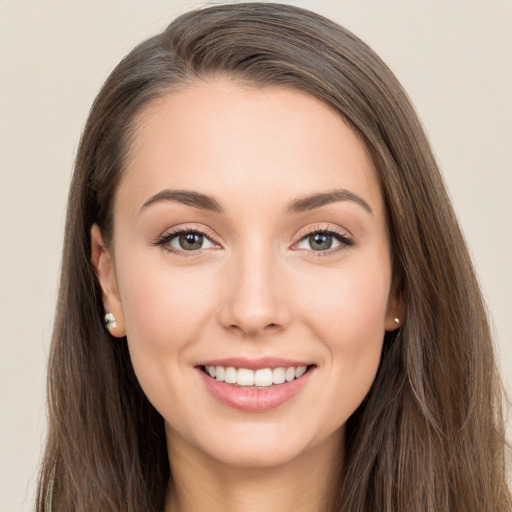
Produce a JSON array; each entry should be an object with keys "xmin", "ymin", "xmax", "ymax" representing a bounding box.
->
[
  {"xmin": 141, "ymin": 189, "xmax": 224, "ymax": 213},
  {"xmin": 140, "ymin": 188, "xmax": 372, "ymax": 215},
  {"xmin": 286, "ymin": 189, "xmax": 373, "ymax": 215}
]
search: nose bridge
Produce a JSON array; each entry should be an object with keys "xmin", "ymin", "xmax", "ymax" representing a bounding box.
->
[{"xmin": 219, "ymin": 235, "xmax": 289, "ymax": 336}]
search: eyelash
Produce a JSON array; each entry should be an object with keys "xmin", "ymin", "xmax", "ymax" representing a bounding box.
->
[
  {"xmin": 152, "ymin": 225, "xmax": 219, "ymax": 257},
  {"xmin": 153, "ymin": 225, "xmax": 354, "ymax": 257},
  {"xmin": 294, "ymin": 225, "xmax": 354, "ymax": 257}
]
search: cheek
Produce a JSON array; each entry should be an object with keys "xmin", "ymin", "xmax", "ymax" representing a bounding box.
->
[
  {"xmin": 293, "ymin": 258, "xmax": 390, "ymax": 410},
  {"xmin": 296, "ymin": 260, "xmax": 391, "ymax": 344},
  {"xmin": 116, "ymin": 255, "xmax": 219, "ymax": 370},
  {"xmin": 114, "ymin": 257, "xmax": 222, "ymax": 420},
  {"xmin": 121, "ymin": 253, "xmax": 205, "ymax": 324}
]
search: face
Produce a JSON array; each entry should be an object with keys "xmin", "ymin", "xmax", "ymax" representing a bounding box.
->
[{"xmin": 92, "ymin": 79, "xmax": 401, "ymax": 469}]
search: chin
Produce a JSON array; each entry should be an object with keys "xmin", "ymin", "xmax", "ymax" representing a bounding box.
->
[
  {"xmin": 210, "ymin": 443, "xmax": 305, "ymax": 469},
  {"xmin": 174, "ymin": 420, "xmax": 344, "ymax": 470}
]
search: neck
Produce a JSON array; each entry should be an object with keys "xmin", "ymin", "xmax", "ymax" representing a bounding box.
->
[{"xmin": 164, "ymin": 427, "xmax": 343, "ymax": 512}]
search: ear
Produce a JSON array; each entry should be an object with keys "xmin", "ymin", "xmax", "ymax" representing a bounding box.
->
[
  {"xmin": 90, "ymin": 224, "xmax": 126, "ymax": 337},
  {"xmin": 385, "ymin": 279, "xmax": 406, "ymax": 332}
]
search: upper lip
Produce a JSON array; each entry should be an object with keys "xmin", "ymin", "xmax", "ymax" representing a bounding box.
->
[{"xmin": 196, "ymin": 357, "xmax": 314, "ymax": 370}]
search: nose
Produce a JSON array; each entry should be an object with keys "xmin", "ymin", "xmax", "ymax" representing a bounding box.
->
[{"xmin": 218, "ymin": 243, "xmax": 291, "ymax": 337}]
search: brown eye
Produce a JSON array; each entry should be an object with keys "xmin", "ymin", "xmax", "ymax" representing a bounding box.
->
[
  {"xmin": 178, "ymin": 232, "xmax": 204, "ymax": 250},
  {"xmin": 159, "ymin": 230, "xmax": 217, "ymax": 252},
  {"xmin": 308, "ymin": 233, "xmax": 334, "ymax": 251},
  {"xmin": 294, "ymin": 229, "xmax": 353, "ymax": 253}
]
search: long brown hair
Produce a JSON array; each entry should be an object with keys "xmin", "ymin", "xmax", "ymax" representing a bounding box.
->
[{"xmin": 37, "ymin": 3, "xmax": 510, "ymax": 511}]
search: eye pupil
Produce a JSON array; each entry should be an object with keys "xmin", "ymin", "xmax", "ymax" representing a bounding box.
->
[
  {"xmin": 309, "ymin": 233, "xmax": 332, "ymax": 251},
  {"xmin": 179, "ymin": 232, "xmax": 203, "ymax": 250}
]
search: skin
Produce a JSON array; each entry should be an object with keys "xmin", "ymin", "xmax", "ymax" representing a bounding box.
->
[{"xmin": 91, "ymin": 80, "xmax": 403, "ymax": 512}]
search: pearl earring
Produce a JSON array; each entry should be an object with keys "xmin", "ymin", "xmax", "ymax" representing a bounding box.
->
[
  {"xmin": 393, "ymin": 317, "xmax": 400, "ymax": 325},
  {"xmin": 104, "ymin": 312, "xmax": 117, "ymax": 333}
]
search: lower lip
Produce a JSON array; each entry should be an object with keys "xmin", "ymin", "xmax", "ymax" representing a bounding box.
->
[{"xmin": 198, "ymin": 368, "xmax": 313, "ymax": 412}]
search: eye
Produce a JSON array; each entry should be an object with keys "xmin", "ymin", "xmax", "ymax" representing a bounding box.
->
[
  {"xmin": 294, "ymin": 228, "xmax": 353, "ymax": 253},
  {"xmin": 299, "ymin": 232, "xmax": 339, "ymax": 251},
  {"xmin": 156, "ymin": 229, "xmax": 218, "ymax": 253}
]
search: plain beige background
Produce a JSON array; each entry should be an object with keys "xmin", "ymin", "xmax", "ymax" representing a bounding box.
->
[{"xmin": 1, "ymin": 1, "xmax": 510, "ymax": 510}]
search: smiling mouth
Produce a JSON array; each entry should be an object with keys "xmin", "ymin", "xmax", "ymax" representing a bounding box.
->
[{"xmin": 200, "ymin": 364, "xmax": 315, "ymax": 389}]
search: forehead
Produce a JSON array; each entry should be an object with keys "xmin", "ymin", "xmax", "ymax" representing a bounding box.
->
[{"xmin": 116, "ymin": 79, "xmax": 383, "ymax": 219}]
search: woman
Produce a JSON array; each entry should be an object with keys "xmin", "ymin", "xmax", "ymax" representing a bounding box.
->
[{"xmin": 37, "ymin": 3, "xmax": 511, "ymax": 511}]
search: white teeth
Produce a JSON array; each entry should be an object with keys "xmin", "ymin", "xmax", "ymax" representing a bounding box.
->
[
  {"xmin": 237, "ymin": 368, "xmax": 254, "ymax": 386},
  {"xmin": 295, "ymin": 366, "xmax": 307, "ymax": 378},
  {"xmin": 215, "ymin": 366, "xmax": 225, "ymax": 381},
  {"xmin": 205, "ymin": 364, "xmax": 310, "ymax": 387},
  {"xmin": 254, "ymin": 368, "xmax": 273, "ymax": 387},
  {"xmin": 285, "ymin": 367, "xmax": 295, "ymax": 382},
  {"xmin": 224, "ymin": 367, "xmax": 237, "ymax": 384},
  {"xmin": 272, "ymin": 367, "xmax": 286, "ymax": 384}
]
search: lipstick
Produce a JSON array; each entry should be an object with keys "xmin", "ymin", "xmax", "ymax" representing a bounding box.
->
[{"xmin": 197, "ymin": 358, "xmax": 315, "ymax": 412}]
